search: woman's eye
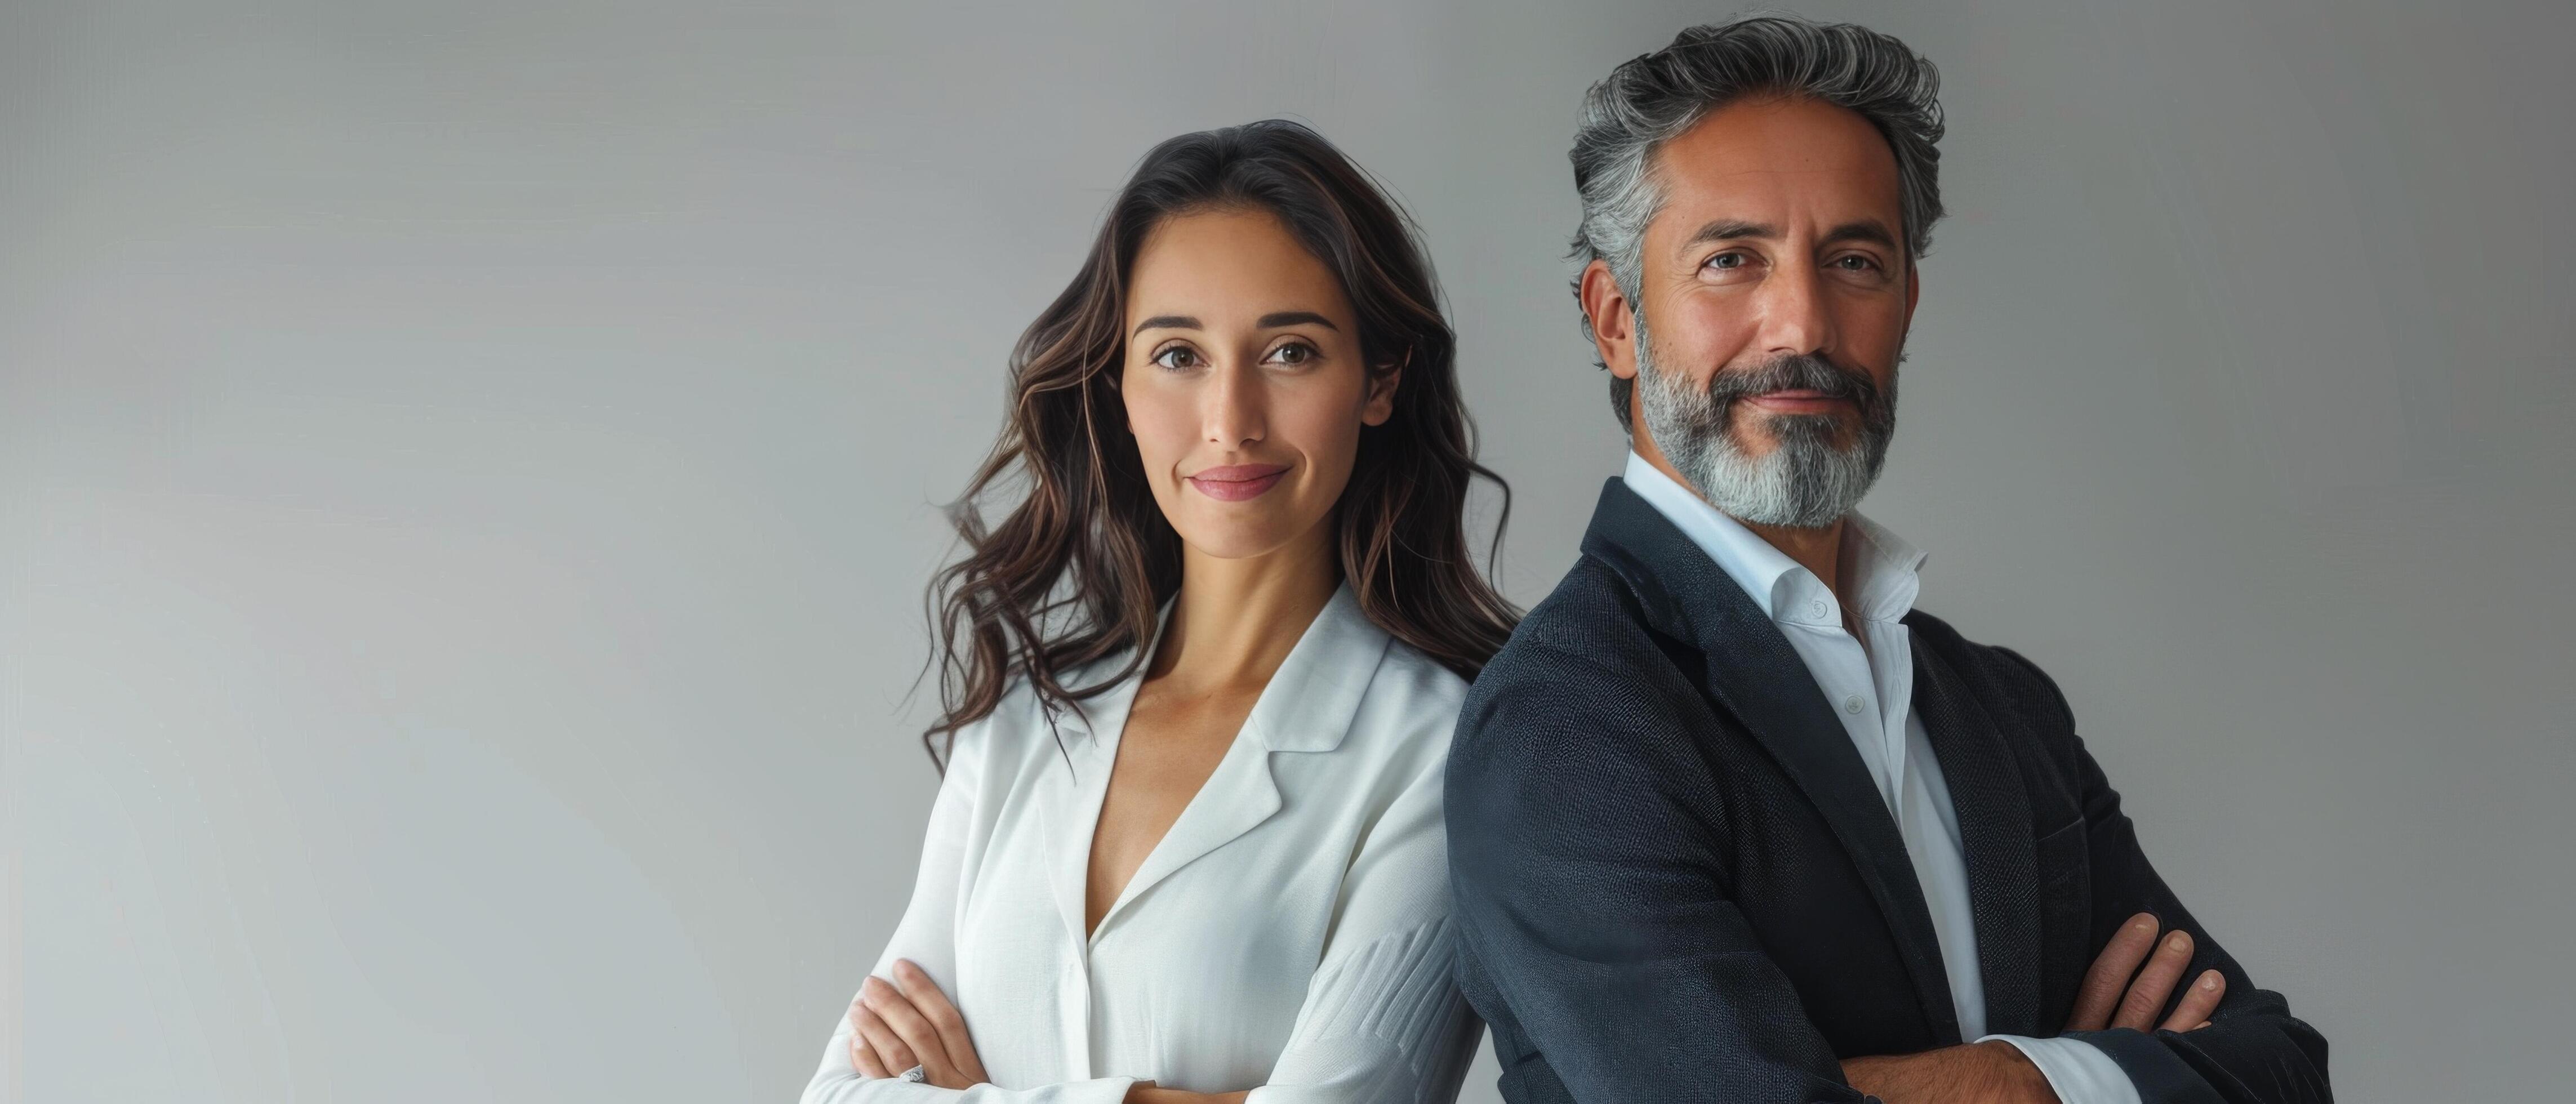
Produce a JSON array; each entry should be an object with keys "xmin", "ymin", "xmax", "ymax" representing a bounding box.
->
[
  {"xmin": 1265, "ymin": 341, "xmax": 1316, "ymax": 366},
  {"xmin": 1151, "ymin": 346, "xmax": 1200, "ymax": 371}
]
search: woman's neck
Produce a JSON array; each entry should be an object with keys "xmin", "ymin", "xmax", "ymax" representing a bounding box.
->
[{"xmin": 1147, "ymin": 518, "xmax": 1341, "ymax": 696}]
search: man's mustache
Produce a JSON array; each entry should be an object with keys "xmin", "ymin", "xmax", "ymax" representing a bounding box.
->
[{"xmin": 1700, "ymin": 354, "xmax": 1882, "ymax": 413}]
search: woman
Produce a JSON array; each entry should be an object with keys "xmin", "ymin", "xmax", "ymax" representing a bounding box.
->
[{"xmin": 799, "ymin": 120, "xmax": 1519, "ymax": 1104}]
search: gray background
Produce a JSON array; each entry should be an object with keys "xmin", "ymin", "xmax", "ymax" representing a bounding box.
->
[{"xmin": 6, "ymin": 1, "xmax": 2569, "ymax": 1101}]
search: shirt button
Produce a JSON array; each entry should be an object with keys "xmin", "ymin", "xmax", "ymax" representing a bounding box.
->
[
  {"xmin": 1844, "ymin": 695, "xmax": 1866, "ymax": 715},
  {"xmin": 1810, "ymin": 599, "xmax": 1830, "ymax": 620}
]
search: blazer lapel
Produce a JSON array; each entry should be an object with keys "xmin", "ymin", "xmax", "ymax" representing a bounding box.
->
[
  {"xmin": 1578, "ymin": 479, "xmax": 1961, "ymax": 1042},
  {"xmin": 1088, "ymin": 727, "xmax": 1283, "ymax": 947},
  {"xmin": 1908, "ymin": 628, "xmax": 2043, "ymax": 1036},
  {"xmin": 1083, "ymin": 582, "xmax": 1387, "ymax": 945},
  {"xmin": 1043, "ymin": 663, "xmax": 1149, "ymax": 955}
]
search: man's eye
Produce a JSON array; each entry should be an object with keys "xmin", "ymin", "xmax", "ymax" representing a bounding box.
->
[
  {"xmin": 1706, "ymin": 252, "xmax": 1748, "ymax": 271},
  {"xmin": 1834, "ymin": 255, "xmax": 1880, "ymax": 271}
]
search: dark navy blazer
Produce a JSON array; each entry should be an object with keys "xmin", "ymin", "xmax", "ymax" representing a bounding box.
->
[{"xmin": 1446, "ymin": 479, "xmax": 2330, "ymax": 1103}]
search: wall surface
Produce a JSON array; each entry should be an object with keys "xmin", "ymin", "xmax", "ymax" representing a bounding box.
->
[{"xmin": 6, "ymin": 1, "xmax": 2569, "ymax": 1100}]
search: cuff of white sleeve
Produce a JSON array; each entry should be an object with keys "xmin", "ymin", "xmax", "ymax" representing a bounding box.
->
[
  {"xmin": 1019, "ymin": 1075, "xmax": 1137, "ymax": 1104},
  {"xmin": 1977, "ymin": 1035, "xmax": 2142, "ymax": 1104},
  {"xmin": 946, "ymin": 1075, "xmax": 1138, "ymax": 1102},
  {"xmin": 1074, "ymin": 1076, "xmax": 1141, "ymax": 1103}
]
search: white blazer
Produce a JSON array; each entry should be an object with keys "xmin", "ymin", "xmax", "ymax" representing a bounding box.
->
[{"xmin": 801, "ymin": 581, "xmax": 1481, "ymax": 1103}]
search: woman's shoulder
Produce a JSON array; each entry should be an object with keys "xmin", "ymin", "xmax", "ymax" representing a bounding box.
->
[
  {"xmin": 950, "ymin": 657, "xmax": 1141, "ymax": 758},
  {"xmin": 1371, "ymin": 634, "xmax": 1474, "ymax": 709},
  {"xmin": 1336, "ymin": 633, "xmax": 1474, "ymax": 762},
  {"xmin": 950, "ymin": 675, "xmax": 1036, "ymax": 740}
]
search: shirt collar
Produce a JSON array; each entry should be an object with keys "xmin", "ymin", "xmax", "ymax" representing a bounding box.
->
[
  {"xmin": 1619, "ymin": 450, "xmax": 1926, "ymax": 627},
  {"xmin": 1240, "ymin": 579, "xmax": 1390, "ymax": 753},
  {"xmin": 1085, "ymin": 578, "xmax": 1388, "ymax": 754},
  {"xmin": 1841, "ymin": 509, "xmax": 1928, "ymax": 625}
]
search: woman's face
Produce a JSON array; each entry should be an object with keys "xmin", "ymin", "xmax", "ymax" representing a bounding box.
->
[{"xmin": 1121, "ymin": 207, "xmax": 1398, "ymax": 563}]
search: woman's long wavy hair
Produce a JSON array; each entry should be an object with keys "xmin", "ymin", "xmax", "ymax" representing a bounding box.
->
[{"xmin": 921, "ymin": 119, "xmax": 1520, "ymax": 768}]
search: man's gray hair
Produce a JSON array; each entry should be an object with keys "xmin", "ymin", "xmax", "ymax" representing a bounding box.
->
[{"xmin": 1573, "ymin": 14, "xmax": 1946, "ymax": 430}]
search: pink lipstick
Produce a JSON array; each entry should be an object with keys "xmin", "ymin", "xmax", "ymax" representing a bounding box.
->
[{"xmin": 1186, "ymin": 463, "xmax": 1289, "ymax": 501}]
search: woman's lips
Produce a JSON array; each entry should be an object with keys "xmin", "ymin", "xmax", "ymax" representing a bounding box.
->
[{"xmin": 1186, "ymin": 463, "xmax": 1289, "ymax": 501}]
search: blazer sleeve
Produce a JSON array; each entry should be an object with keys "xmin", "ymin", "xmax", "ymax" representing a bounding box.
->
[
  {"xmin": 1996, "ymin": 648, "xmax": 2333, "ymax": 1104},
  {"xmin": 1248, "ymin": 746, "xmax": 1483, "ymax": 1104},
  {"xmin": 1445, "ymin": 643, "xmax": 1869, "ymax": 1104},
  {"xmin": 798, "ymin": 724, "xmax": 1138, "ymax": 1104}
]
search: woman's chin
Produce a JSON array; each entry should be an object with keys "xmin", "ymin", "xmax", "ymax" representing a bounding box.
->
[
  {"xmin": 1171, "ymin": 519, "xmax": 1313, "ymax": 563},
  {"xmin": 1176, "ymin": 536, "xmax": 1295, "ymax": 562}
]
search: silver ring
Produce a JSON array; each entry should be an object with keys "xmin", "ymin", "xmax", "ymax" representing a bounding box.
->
[{"xmin": 899, "ymin": 1065, "xmax": 927, "ymax": 1083}]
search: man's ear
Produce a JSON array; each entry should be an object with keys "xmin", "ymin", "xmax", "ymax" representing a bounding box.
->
[
  {"xmin": 1904, "ymin": 257, "xmax": 1922, "ymax": 323},
  {"xmin": 1578, "ymin": 259, "xmax": 1638, "ymax": 381}
]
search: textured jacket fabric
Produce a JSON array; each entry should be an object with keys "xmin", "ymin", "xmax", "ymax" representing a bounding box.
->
[{"xmin": 1445, "ymin": 479, "xmax": 2330, "ymax": 1104}]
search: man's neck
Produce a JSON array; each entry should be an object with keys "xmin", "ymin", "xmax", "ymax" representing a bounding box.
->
[
  {"xmin": 1630, "ymin": 428, "xmax": 1848, "ymax": 604},
  {"xmin": 1743, "ymin": 515, "xmax": 1846, "ymax": 602}
]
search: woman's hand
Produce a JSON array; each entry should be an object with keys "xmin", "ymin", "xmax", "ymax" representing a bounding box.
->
[{"xmin": 845, "ymin": 959, "xmax": 993, "ymax": 1089}]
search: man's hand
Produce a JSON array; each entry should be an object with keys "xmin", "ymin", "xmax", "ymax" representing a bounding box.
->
[
  {"xmin": 1840, "ymin": 912, "xmax": 2227, "ymax": 1101},
  {"xmin": 1843, "ymin": 1040, "xmax": 2054, "ymax": 1102},
  {"xmin": 845, "ymin": 959, "xmax": 993, "ymax": 1088},
  {"xmin": 2067, "ymin": 912, "xmax": 2226, "ymax": 1033}
]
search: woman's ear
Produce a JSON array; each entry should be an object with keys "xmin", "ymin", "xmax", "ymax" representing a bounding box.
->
[
  {"xmin": 1360, "ymin": 350, "xmax": 1405, "ymax": 428},
  {"xmin": 1108, "ymin": 347, "xmax": 1138, "ymax": 434}
]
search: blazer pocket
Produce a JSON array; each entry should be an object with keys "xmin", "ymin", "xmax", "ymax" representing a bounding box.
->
[
  {"xmin": 2034, "ymin": 816, "xmax": 2094, "ymax": 1029},
  {"xmin": 2035, "ymin": 816, "xmax": 2088, "ymax": 885}
]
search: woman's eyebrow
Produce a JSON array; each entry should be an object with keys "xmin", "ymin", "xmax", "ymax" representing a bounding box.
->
[
  {"xmin": 1258, "ymin": 311, "xmax": 1338, "ymax": 331},
  {"xmin": 1133, "ymin": 311, "xmax": 1338, "ymax": 336}
]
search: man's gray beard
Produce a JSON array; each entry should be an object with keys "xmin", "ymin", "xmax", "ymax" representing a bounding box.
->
[{"xmin": 1631, "ymin": 309, "xmax": 1899, "ymax": 529}]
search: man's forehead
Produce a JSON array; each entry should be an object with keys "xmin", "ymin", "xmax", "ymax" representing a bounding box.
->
[{"xmin": 1650, "ymin": 97, "xmax": 1902, "ymax": 224}]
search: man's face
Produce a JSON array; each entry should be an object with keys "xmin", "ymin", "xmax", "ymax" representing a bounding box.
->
[{"xmin": 1602, "ymin": 95, "xmax": 1920, "ymax": 527}]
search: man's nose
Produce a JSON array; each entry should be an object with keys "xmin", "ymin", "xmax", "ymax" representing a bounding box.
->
[{"xmin": 1755, "ymin": 261, "xmax": 1836, "ymax": 358}]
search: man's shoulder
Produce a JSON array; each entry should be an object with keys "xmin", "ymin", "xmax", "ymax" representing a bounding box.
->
[
  {"xmin": 1904, "ymin": 608, "xmax": 2079, "ymax": 738},
  {"xmin": 1454, "ymin": 554, "xmax": 1712, "ymax": 769},
  {"xmin": 1447, "ymin": 555, "xmax": 1733, "ymax": 864},
  {"xmin": 1470, "ymin": 553, "xmax": 1668, "ymax": 698}
]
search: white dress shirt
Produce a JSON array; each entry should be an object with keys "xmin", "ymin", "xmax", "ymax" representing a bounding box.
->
[
  {"xmin": 1622, "ymin": 452, "xmax": 2139, "ymax": 1104},
  {"xmin": 802, "ymin": 581, "xmax": 1481, "ymax": 1103}
]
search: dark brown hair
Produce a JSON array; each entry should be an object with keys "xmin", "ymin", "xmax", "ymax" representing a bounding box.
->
[{"xmin": 920, "ymin": 119, "xmax": 1519, "ymax": 767}]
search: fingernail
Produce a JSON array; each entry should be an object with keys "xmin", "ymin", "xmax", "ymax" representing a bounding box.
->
[
  {"xmin": 2133, "ymin": 915, "xmax": 2156, "ymax": 932},
  {"xmin": 2167, "ymin": 932, "xmax": 2190, "ymax": 951},
  {"xmin": 2201, "ymin": 972, "xmax": 2219, "ymax": 990}
]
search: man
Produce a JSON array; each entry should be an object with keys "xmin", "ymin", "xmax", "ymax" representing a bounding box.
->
[{"xmin": 1447, "ymin": 16, "xmax": 2330, "ymax": 1104}]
